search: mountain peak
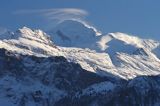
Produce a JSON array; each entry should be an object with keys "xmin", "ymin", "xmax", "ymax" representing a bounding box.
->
[
  {"xmin": 98, "ymin": 32, "xmax": 159, "ymax": 52},
  {"xmin": 52, "ymin": 20, "xmax": 101, "ymax": 37},
  {"xmin": 57, "ymin": 20, "xmax": 102, "ymax": 36},
  {"xmin": 0, "ymin": 27, "xmax": 58, "ymax": 57},
  {"xmin": 17, "ymin": 27, "xmax": 46, "ymax": 37},
  {"xmin": 48, "ymin": 20, "xmax": 101, "ymax": 49},
  {"xmin": 108, "ymin": 32, "xmax": 143, "ymax": 47},
  {"xmin": 14, "ymin": 27, "xmax": 52, "ymax": 45},
  {"xmin": 17, "ymin": 27, "xmax": 34, "ymax": 36}
]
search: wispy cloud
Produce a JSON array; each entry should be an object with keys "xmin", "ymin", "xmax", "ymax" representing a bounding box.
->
[
  {"xmin": 13, "ymin": 8, "xmax": 89, "ymax": 30},
  {"xmin": 13, "ymin": 8, "xmax": 100, "ymax": 35},
  {"xmin": 13, "ymin": 8, "xmax": 88, "ymax": 23}
]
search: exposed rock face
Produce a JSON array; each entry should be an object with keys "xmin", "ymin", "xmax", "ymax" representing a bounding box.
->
[
  {"xmin": 0, "ymin": 48, "xmax": 160, "ymax": 106},
  {"xmin": 0, "ymin": 48, "xmax": 110, "ymax": 106},
  {"xmin": 55, "ymin": 75, "xmax": 160, "ymax": 106}
]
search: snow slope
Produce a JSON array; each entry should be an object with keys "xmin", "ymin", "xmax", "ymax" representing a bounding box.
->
[
  {"xmin": 48, "ymin": 20, "xmax": 101, "ymax": 51},
  {"xmin": 98, "ymin": 32, "xmax": 159, "ymax": 55},
  {"xmin": 152, "ymin": 45, "xmax": 160, "ymax": 59}
]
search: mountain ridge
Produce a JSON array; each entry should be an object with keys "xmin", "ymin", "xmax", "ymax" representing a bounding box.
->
[
  {"xmin": 0, "ymin": 20, "xmax": 160, "ymax": 80},
  {"xmin": 0, "ymin": 20, "xmax": 160, "ymax": 105}
]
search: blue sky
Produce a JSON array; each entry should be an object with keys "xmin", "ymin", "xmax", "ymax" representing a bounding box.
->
[{"xmin": 0, "ymin": 0, "xmax": 160, "ymax": 40}]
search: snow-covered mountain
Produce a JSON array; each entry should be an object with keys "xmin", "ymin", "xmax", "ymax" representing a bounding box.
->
[
  {"xmin": 1, "ymin": 25, "xmax": 160, "ymax": 79},
  {"xmin": 48, "ymin": 20, "xmax": 159, "ymax": 53},
  {"xmin": 0, "ymin": 20, "xmax": 160, "ymax": 105},
  {"xmin": 48, "ymin": 20, "xmax": 102, "ymax": 51}
]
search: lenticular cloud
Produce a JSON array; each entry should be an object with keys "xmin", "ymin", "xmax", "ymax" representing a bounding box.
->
[{"xmin": 14, "ymin": 8, "xmax": 88, "ymax": 22}]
